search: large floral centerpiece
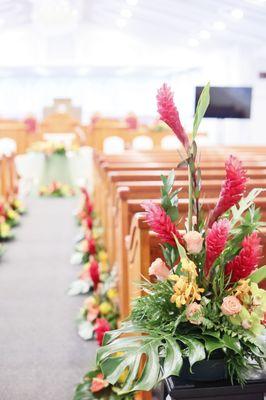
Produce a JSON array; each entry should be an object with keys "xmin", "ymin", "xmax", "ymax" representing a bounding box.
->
[{"xmin": 94, "ymin": 83, "xmax": 266, "ymax": 394}]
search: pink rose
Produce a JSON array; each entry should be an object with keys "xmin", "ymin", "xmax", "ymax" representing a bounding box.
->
[
  {"xmin": 186, "ymin": 302, "xmax": 204, "ymax": 325},
  {"xmin": 149, "ymin": 258, "xmax": 170, "ymax": 280},
  {"xmin": 183, "ymin": 231, "xmax": 203, "ymax": 254},
  {"xmin": 221, "ymin": 296, "xmax": 242, "ymax": 316}
]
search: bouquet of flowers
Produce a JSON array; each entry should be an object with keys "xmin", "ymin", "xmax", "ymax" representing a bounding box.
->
[
  {"xmin": 39, "ymin": 181, "xmax": 75, "ymax": 197},
  {"xmin": 94, "ymin": 83, "xmax": 266, "ymax": 394},
  {"xmin": 73, "ymin": 368, "xmax": 133, "ymax": 400},
  {"xmin": 0, "ymin": 200, "xmax": 20, "ymax": 228},
  {"xmin": 77, "ymin": 282, "xmax": 119, "ymax": 342}
]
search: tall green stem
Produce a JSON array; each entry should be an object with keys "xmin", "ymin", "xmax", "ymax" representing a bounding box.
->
[{"xmin": 188, "ymin": 160, "xmax": 193, "ymax": 231}]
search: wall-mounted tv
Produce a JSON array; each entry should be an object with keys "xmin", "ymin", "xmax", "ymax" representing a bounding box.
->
[{"xmin": 195, "ymin": 86, "xmax": 252, "ymax": 119}]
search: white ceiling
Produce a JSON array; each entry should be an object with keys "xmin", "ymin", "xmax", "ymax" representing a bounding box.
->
[{"xmin": 0, "ymin": 0, "xmax": 265, "ymax": 70}]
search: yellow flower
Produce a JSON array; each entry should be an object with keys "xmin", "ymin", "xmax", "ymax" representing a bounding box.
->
[
  {"xmin": 0, "ymin": 222, "xmax": 10, "ymax": 237},
  {"xmin": 7, "ymin": 209, "xmax": 18, "ymax": 220},
  {"xmin": 234, "ymin": 279, "xmax": 252, "ymax": 303},
  {"xmin": 98, "ymin": 250, "xmax": 108, "ymax": 263},
  {"xmin": 107, "ymin": 288, "xmax": 118, "ymax": 301},
  {"xmin": 99, "ymin": 301, "xmax": 113, "ymax": 315},
  {"xmin": 169, "ymin": 258, "xmax": 204, "ymax": 308}
]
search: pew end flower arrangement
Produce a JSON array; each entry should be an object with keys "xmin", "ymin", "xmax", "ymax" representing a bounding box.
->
[{"xmin": 95, "ymin": 83, "xmax": 266, "ymax": 395}]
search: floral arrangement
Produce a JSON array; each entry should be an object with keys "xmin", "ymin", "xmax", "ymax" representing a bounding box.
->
[
  {"xmin": 71, "ymin": 187, "xmax": 125, "ymax": 399},
  {"xmin": 92, "ymin": 83, "xmax": 266, "ymax": 394},
  {"xmin": 29, "ymin": 141, "xmax": 78, "ymax": 155},
  {"xmin": 39, "ymin": 181, "xmax": 75, "ymax": 197},
  {"xmin": 0, "ymin": 200, "xmax": 20, "ymax": 228},
  {"xmin": 73, "ymin": 368, "xmax": 133, "ymax": 400},
  {"xmin": 9, "ymin": 197, "xmax": 27, "ymax": 215}
]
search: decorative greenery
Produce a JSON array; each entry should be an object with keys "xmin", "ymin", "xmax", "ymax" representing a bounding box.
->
[{"xmin": 94, "ymin": 83, "xmax": 266, "ymax": 394}]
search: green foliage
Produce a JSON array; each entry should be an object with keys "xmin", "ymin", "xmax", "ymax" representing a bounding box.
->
[
  {"xmin": 249, "ymin": 265, "xmax": 266, "ymax": 283},
  {"xmin": 160, "ymin": 170, "xmax": 179, "ymax": 222},
  {"xmin": 193, "ymin": 82, "xmax": 210, "ymax": 140},
  {"xmin": 97, "ymin": 322, "xmax": 205, "ymax": 394}
]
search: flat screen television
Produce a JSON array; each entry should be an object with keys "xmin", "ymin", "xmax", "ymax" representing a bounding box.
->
[{"xmin": 195, "ymin": 86, "xmax": 252, "ymax": 119}]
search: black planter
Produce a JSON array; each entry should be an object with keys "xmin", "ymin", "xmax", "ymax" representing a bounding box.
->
[{"xmin": 180, "ymin": 356, "xmax": 227, "ymax": 382}]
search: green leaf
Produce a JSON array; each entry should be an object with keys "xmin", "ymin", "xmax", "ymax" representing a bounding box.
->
[
  {"xmin": 222, "ymin": 334, "xmax": 241, "ymax": 353},
  {"xmin": 203, "ymin": 337, "xmax": 224, "ymax": 354},
  {"xmin": 167, "ymin": 206, "xmax": 179, "ymax": 222},
  {"xmin": 193, "ymin": 82, "xmax": 210, "ymax": 139},
  {"xmin": 249, "ymin": 266, "xmax": 266, "ymax": 283},
  {"xmin": 179, "ymin": 336, "xmax": 205, "ymax": 366},
  {"xmin": 97, "ymin": 323, "xmax": 183, "ymax": 394}
]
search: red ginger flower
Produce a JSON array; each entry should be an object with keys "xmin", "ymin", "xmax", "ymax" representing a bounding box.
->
[
  {"xmin": 225, "ymin": 232, "xmax": 262, "ymax": 282},
  {"xmin": 81, "ymin": 187, "xmax": 93, "ymax": 215},
  {"xmin": 94, "ymin": 318, "xmax": 111, "ymax": 346},
  {"xmin": 89, "ymin": 259, "xmax": 100, "ymax": 289},
  {"xmin": 208, "ymin": 155, "xmax": 247, "ymax": 228},
  {"xmin": 204, "ymin": 219, "xmax": 230, "ymax": 277},
  {"xmin": 157, "ymin": 84, "xmax": 189, "ymax": 151},
  {"xmin": 141, "ymin": 200, "xmax": 184, "ymax": 246},
  {"xmin": 88, "ymin": 237, "xmax": 96, "ymax": 255}
]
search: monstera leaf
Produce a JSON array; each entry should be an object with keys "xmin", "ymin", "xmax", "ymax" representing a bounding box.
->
[{"xmin": 97, "ymin": 322, "xmax": 205, "ymax": 394}]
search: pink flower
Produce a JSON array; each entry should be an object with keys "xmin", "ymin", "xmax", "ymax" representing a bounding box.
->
[
  {"xmin": 89, "ymin": 259, "xmax": 100, "ymax": 289},
  {"xmin": 149, "ymin": 258, "xmax": 170, "ymax": 280},
  {"xmin": 84, "ymin": 297, "xmax": 100, "ymax": 322},
  {"xmin": 221, "ymin": 296, "xmax": 242, "ymax": 315},
  {"xmin": 157, "ymin": 84, "xmax": 189, "ymax": 151},
  {"xmin": 183, "ymin": 231, "xmax": 203, "ymax": 254},
  {"xmin": 204, "ymin": 219, "xmax": 230, "ymax": 277},
  {"xmin": 225, "ymin": 232, "xmax": 262, "ymax": 282},
  {"xmin": 208, "ymin": 156, "xmax": 247, "ymax": 227},
  {"xmin": 94, "ymin": 318, "xmax": 111, "ymax": 346},
  {"xmin": 141, "ymin": 200, "xmax": 184, "ymax": 247},
  {"xmin": 90, "ymin": 373, "xmax": 109, "ymax": 393},
  {"xmin": 186, "ymin": 303, "xmax": 204, "ymax": 325}
]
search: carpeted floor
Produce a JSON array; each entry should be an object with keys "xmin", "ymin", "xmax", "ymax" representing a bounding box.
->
[{"xmin": 0, "ymin": 197, "xmax": 97, "ymax": 400}]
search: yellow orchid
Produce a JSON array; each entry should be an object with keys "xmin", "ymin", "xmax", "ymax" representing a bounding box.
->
[{"xmin": 169, "ymin": 258, "xmax": 204, "ymax": 308}]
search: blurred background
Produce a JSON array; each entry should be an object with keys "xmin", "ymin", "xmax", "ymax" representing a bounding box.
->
[{"xmin": 0, "ymin": 0, "xmax": 266, "ymax": 145}]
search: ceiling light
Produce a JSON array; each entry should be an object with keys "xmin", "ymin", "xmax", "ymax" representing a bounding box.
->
[
  {"xmin": 231, "ymin": 8, "xmax": 244, "ymax": 19},
  {"xmin": 116, "ymin": 18, "xmax": 127, "ymax": 28},
  {"xmin": 199, "ymin": 30, "xmax": 211, "ymax": 39},
  {"xmin": 212, "ymin": 21, "xmax": 226, "ymax": 31},
  {"xmin": 188, "ymin": 38, "xmax": 199, "ymax": 47},
  {"xmin": 120, "ymin": 9, "xmax": 133, "ymax": 18},
  {"xmin": 126, "ymin": 0, "xmax": 138, "ymax": 5}
]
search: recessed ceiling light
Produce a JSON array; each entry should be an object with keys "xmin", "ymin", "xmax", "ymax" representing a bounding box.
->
[
  {"xmin": 231, "ymin": 8, "xmax": 244, "ymax": 19},
  {"xmin": 120, "ymin": 9, "xmax": 133, "ymax": 18},
  {"xmin": 213, "ymin": 21, "xmax": 226, "ymax": 31},
  {"xmin": 126, "ymin": 0, "xmax": 138, "ymax": 5},
  {"xmin": 188, "ymin": 38, "xmax": 199, "ymax": 47},
  {"xmin": 199, "ymin": 30, "xmax": 211, "ymax": 40},
  {"xmin": 116, "ymin": 18, "xmax": 127, "ymax": 28}
]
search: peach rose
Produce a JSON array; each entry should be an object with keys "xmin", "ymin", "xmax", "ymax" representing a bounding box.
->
[
  {"xmin": 221, "ymin": 296, "xmax": 242, "ymax": 316},
  {"xmin": 149, "ymin": 258, "xmax": 170, "ymax": 281},
  {"xmin": 183, "ymin": 231, "xmax": 203, "ymax": 254},
  {"xmin": 186, "ymin": 302, "xmax": 204, "ymax": 325},
  {"xmin": 90, "ymin": 373, "xmax": 109, "ymax": 393}
]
